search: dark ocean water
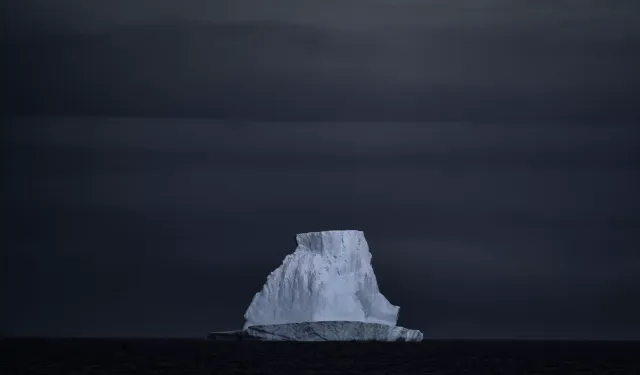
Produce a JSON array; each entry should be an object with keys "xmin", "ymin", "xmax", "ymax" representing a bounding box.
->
[{"xmin": 2, "ymin": 339, "xmax": 639, "ymax": 374}]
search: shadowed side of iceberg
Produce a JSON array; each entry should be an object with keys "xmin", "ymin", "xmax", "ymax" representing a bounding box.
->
[{"xmin": 208, "ymin": 321, "xmax": 423, "ymax": 342}]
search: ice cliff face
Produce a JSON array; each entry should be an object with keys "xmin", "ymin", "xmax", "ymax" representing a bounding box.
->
[{"xmin": 243, "ymin": 230, "xmax": 400, "ymax": 329}]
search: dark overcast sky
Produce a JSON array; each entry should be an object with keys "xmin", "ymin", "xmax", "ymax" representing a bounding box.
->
[
  {"xmin": 2, "ymin": 1, "xmax": 640, "ymax": 339},
  {"xmin": 4, "ymin": 0, "xmax": 640, "ymax": 121}
]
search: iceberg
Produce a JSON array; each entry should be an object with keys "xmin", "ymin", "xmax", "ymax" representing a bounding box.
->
[{"xmin": 209, "ymin": 230, "xmax": 423, "ymax": 342}]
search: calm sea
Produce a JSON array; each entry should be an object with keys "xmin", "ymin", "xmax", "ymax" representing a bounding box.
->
[{"xmin": 2, "ymin": 338, "xmax": 639, "ymax": 374}]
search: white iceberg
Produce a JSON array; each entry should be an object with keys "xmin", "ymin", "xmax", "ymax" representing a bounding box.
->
[
  {"xmin": 209, "ymin": 230, "xmax": 423, "ymax": 342},
  {"xmin": 244, "ymin": 230, "xmax": 400, "ymax": 328}
]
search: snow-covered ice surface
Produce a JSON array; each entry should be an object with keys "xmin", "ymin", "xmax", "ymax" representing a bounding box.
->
[
  {"xmin": 244, "ymin": 230, "xmax": 401, "ymax": 329},
  {"xmin": 208, "ymin": 321, "xmax": 422, "ymax": 342},
  {"xmin": 246, "ymin": 321, "xmax": 423, "ymax": 342}
]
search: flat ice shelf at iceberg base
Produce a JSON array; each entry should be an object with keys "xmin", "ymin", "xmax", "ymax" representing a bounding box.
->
[
  {"xmin": 210, "ymin": 230, "xmax": 423, "ymax": 342},
  {"xmin": 208, "ymin": 321, "xmax": 423, "ymax": 342}
]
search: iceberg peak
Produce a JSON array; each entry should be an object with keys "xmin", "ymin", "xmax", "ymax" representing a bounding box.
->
[{"xmin": 295, "ymin": 230, "xmax": 366, "ymax": 255}]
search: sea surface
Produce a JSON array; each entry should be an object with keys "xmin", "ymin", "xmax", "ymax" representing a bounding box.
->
[{"xmin": 2, "ymin": 339, "xmax": 639, "ymax": 374}]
